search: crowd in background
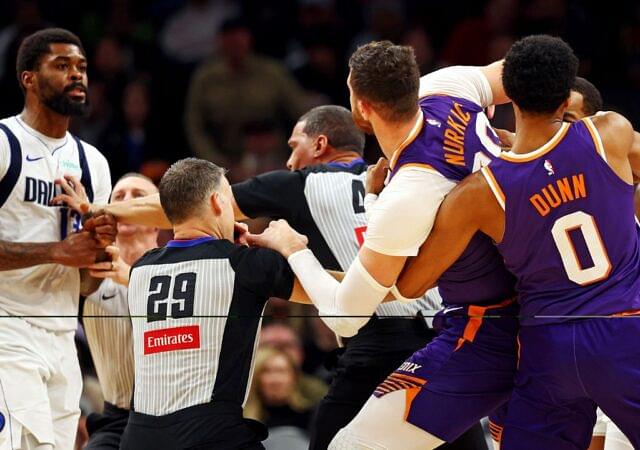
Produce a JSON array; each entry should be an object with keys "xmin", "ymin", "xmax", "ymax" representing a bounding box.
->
[{"xmin": 2, "ymin": 0, "xmax": 640, "ymax": 447}]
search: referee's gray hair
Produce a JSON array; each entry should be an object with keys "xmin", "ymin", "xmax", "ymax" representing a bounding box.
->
[
  {"xmin": 159, "ymin": 158, "xmax": 226, "ymax": 224},
  {"xmin": 298, "ymin": 105, "xmax": 365, "ymax": 155}
]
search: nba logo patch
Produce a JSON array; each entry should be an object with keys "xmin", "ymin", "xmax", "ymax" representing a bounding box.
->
[
  {"xmin": 426, "ymin": 118, "xmax": 441, "ymax": 128},
  {"xmin": 544, "ymin": 159, "xmax": 555, "ymax": 176}
]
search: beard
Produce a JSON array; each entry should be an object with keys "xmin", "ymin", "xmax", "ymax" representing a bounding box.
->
[{"xmin": 40, "ymin": 80, "xmax": 90, "ymax": 117}]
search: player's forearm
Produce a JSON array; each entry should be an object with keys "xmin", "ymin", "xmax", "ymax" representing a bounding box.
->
[
  {"xmin": 288, "ymin": 250, "xmax": 389, "ymax": 337},
  {"xmin": 395, "ymin": 262, "xmax": 438, "ymax": 299},
  {"xmin": 0, "ymin": 240, "xmax": 64, "ymax": 270},
  {"xmin": 103, "ymin": 194, "xmax": 171, "ymax": 229}
]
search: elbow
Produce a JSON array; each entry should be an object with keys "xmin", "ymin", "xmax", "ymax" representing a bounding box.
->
[
  {"xmin": 396, "ymin": 279, "xmax": 432, "ymax": 300},
  {"xmin": 322, "ymin": 317, "xmax": 369, "ymax": 338}
]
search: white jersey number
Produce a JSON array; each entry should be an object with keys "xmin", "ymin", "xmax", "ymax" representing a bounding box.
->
[
  {"xmin": 472, "ymin": 113, "xmax": 502, "ymax": 173},
  {"xmin": 551, "ymin": 211, "xmax": 612, "ymax": 285}
]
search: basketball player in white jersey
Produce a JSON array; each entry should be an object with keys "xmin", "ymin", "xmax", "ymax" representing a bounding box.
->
[{"xmin": 0, "ymin": 29, "xmax": 112, "ymax": 450}]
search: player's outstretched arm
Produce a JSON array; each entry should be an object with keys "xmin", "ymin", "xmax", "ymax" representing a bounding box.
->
[
  {"xmin": 247, "ymin": 219, "xmax": 406, "ymax": 336},
  {"xmin": 101, "ymin": 193, "xmax": 171, "ymax": 229},
  {"xmin": 396, "ymin": 172, "xmax": 501, "ymax": 298},
  {"xmin": 288, "ymin": 271, "xmax": 397, "ymax": 304},
  {"xmin": 419, "ymin": 60, "xmax": 509, "ymax": 107},
  {"xmin": 102, "ymin": 188, "xmax": 257, "ymax": 227}
]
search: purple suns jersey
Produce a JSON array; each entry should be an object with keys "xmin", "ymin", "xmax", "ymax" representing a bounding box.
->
[
  {"xmin": 390, "ymin": 95, "xmax": 516, "ymax": 305},
  {"xmin": 482, "ymin": 119, "xmax": 640, "ymax": 325}
]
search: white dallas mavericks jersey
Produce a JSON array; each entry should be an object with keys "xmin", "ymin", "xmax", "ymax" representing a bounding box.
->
[
  {"xmin": 303, "ymin": 167, "xmax": 441, "ymax": 316},
  {"xmin": 0, "ymin": 115, "xmax": 111, "ymax": 331},
  {"xmin": 84, "ymin": 278, "xmax": 134, "ymax": 408}
]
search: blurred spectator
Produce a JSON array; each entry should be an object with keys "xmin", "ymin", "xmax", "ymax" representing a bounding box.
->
[
  {"xmin": 244, "ymin": 347, "xmax": 324, "ymax": 448},
  {"xmin": 234, "ymin": 121, "xmax": 286, "ymax": 181},
  {"xmin": 86, "ymin": 77, "xmax": 170, "ymax": 184},
  {"xmin": 260, "ymin": 322, "xmax": 329, "ymax": 394},
  {"xmin": 160, "ymin": 0, "xmax": 239, "ymax": 64},
  {"xmin": 349, "ymin": 0, "xmax": 406, "ymax": 55},
  {"xmin": 91, "ymin": 35, "xmax": 133, "ymax": 108},
  {"xmin": 293, "ymin": 34, "xmax": 347, "ymax": 105},
  {"xmin": 519, "ymin": 0, "xmax": 567, "ymax": 36},
  {"xmin": 441, "ymin": 0, "xmax": 518, "ymax": 65},
  {"xmin": 402, "ymin": 27, "xmax": 436, "ymax": 75},
  {"xmin": 0, "ymin": 0, "xmax": 49, "ymax": 116},
  {"xmin": 71, "ymin": 80, "xmax": 113, "ymax": 146},
  {"xmin": 185, "ymin": 17, "xmax": 310, "ymax": 168},
  {"xmin": 260, "ymin": 322, "xmax": 306, "ymax": 369}
]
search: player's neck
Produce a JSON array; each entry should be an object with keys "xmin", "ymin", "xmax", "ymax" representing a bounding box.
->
[
  {"xmin": 324, "ymin": 151, "xmax": 362, "ymax": 165},
  {"xmin": 374, "ymin": 110, "xmax": 421, "ymax": 160},
  {"xmin": 511, "ymin": 113, "xmax": 564, "ymax": 155},
  {"xmin": 116, "ymin": 235, "xmax": 158, "ymax": 266},
  {"xmin": 173, "ymin": 221, "xmax": 227, "ymax": 242},
  {"xmin": 20, "ymin": 104, "xmax": 70, "ymax": 139}
]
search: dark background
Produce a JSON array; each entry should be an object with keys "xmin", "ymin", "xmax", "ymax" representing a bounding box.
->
[{"xmin": 1, "ymin": 0, "xmax": 638, "ymax": 183}]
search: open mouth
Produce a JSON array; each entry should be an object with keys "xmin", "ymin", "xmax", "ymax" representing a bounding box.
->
[
  {"xmin": 65, "ymin": 85, "xmax": 87, "ymax": 101},
  {"xmin": 68, "ymin": 88, "xmax": 86, "ymax": 100}
]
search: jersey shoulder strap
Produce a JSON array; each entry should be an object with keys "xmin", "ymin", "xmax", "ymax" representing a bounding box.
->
[
  {"xmin": 0, "ymin": 123, "xmax": 22, "ymax": 208},
  {"xmin": 73, "ymin": 135, "xmax": 94, "ymax": 202}
]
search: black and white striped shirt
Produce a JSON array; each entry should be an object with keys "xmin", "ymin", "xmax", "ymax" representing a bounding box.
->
[
  {"xmin": 232, "ymin": 159, "xmax": 440, "ymax": 317},
  {"xmin": 128, "ymin": 236, "xmax": 294, "ymax": 416}
]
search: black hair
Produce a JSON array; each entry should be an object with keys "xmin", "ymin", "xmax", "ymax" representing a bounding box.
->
[
  {"xmin": 298, "ymin": 105, "xmax": 365, "ymax": 155},
  {"xmin": 572, "ymin": 77, "xmax": 603, "ymax": 116},
  {"xmin": 16, "ymin": 28, "xmax": 85, "ymax": 93},
  {"xmin": 503, "ymin": 35, "xmax": 578, "ymax": 114}
]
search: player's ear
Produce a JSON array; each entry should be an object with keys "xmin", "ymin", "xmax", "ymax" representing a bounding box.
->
[
  {"xmin": 315, "ymin": 135, "xmax": 329, "ymax": 157},
  {"xmin": 358, "ymin": 99, "xmax": 371, "ymax": 120},
  {"xmin": 210, "ymin": 191, "xmax": 223, "ymax": 216},
  {"xmin": 21, "ymin": 71, "xmax": 35, "ymax": 92}
]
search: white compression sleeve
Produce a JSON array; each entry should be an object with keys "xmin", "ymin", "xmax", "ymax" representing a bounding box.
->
[
  {"xmin": 288, "ymin": 249, "xmax": 390, "ymax": 337},
  {"xmin": 363, "ymin": 193, "xmax": 378, "ymax": 221},
  {"xmin": 389, "ymin": 285, "xmax": 420, "ymax": 303},
  {"xmin": 419, "ymin": 65, "xmax": 493, "ymax": 108}
]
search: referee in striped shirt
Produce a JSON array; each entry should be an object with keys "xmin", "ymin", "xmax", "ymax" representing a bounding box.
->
[
  {"xmin": 75, "ymin": 173, "xmax": 160, "ymax": 449},
  {"xmin": 120, "ymin": 158, "xmax": 313, "ymax": 449},
  {"xmin": 232, "ymin": 105, "xmax": 487, "ymax": 449}
]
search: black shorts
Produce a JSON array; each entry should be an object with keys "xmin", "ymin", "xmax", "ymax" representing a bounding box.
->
[
  {"xmin": 120, "ymin": 402, "xmax": 267, "ymax": 450},
  {"xmin": 85, "ymin": 402, "xmax": 129, "ymax": 450}
]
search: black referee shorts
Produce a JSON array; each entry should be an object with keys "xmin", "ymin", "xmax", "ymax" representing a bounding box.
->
[
  {"xmin": 85, "ymin": 402, "xmax": 128, "ymax": 450},
  {"xmin": 120, "ymin": 402, "xmax": 267, "ymax": 450},
  {"xmin": 309, "ymin": 315, "xmax": 489, "ymax": 450}
]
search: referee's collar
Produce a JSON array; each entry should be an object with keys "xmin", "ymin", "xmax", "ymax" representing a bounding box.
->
[
  {"xmin": 167, "ymin": 236, "xmax": 217, "ymax": 248},
  {"xmin": 327, "ymin": 157, "xmax": 366, "ymax": 168}
]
